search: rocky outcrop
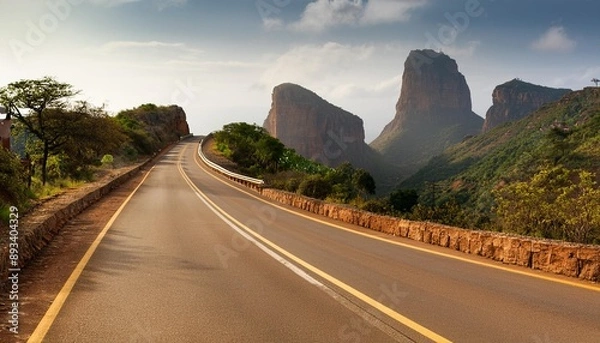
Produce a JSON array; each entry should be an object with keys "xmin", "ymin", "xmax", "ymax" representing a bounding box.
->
[
  {"xmin": 123, "ymin": 104, "xmax": 190, "ymax": 144},
  {"xmin": 264, "ymin": 83, "xmax": 372, "ymax": 167},
  {"xmin": 263, "ymin": 83, "xmax": 398, "ymax": 190},
  {"xmin": 482, "ymin": 79, "xmax": 571, "ymax": 132},
  {"xmin": 370, "ymin": 49, "xmax": 483, "ymax": 175}
]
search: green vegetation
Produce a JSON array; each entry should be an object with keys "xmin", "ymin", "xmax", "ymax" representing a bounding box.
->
[
  {"xmin": 494, "ymin": 166, "xmax": 600, "ymax": 243},
  {"xmin": 0, "ymin": 77, "xmax": 185, "ymax": 223},
  {"xmin": 210, "ymin": 90, "xmax": 600, "ymax": 244},
  {"xmin": 213, "ymin": 123, "xmax": 376, "ymax": 202},
  {"xmin": 115, "ymin": 103, "xmax": 186, "ymax": 157},
  {"xmin": 0, "ymin": 148, "xmax": 29, "ymax": 216},
  {"xmin": 396, "ymin": 87, "xmax": 600, "ymax": 243},
  {"xmin": 1, "ymin": 77, "xmax": 82, "ymax": 184}
]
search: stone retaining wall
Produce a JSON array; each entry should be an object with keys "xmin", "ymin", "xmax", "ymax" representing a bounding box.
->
[{"xmin": 260, "ymin": 188, "xmax": 600, "ymax": 282}]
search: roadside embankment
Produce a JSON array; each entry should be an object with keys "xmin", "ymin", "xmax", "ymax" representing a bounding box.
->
[{"xmin": 0, "ymin": 142, "xmax": 178, "ymax": 287}]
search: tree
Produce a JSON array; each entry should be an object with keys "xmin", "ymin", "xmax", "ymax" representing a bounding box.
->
[
  {"xmin": 0, "ymin": 77, "xmax": 79, "ymax": 184},
  {"xmin": 47, "ymin": 102, "xmax": 128, "ymax": 179},
  {"xmin": 592, "ymin": 78, "xmax": 600, "ymax": 87},
  {"xmin": 493, "ymin": 166, "xmax": 600, "ymax": 243},
  {"xmin": 545, "ymin": 122, "xmax": 572, "ymax": 165},
  {"xmin": 494, "ymin": 166, "xmax": 570, "ymax": 238},
  {"xmin": 352, "ymin": 169, "xmax": 376, "ymax": 197},
  {"xmin": 389, "ymin": 189, "xmax": 419, "ymax": 213},
  {"xmin": 298, "ymin": 174, "xmax": 332, "ymax": 200},
  {"xmin": 255, "ymin": 135, "xmax": 285, "ymax": 173},
  {"xmin": 555, "ymin": 170, "xmax": 600, "ymax": 243}
]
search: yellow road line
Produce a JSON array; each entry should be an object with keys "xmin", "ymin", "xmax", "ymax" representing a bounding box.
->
[
  {"xmin": 192, "ymin": 143, "xmax": 600, "ymax": 293},
  {"xmin": 179, "ymin": 146, "xmax": 452, "ymax": 343},
  {"xmin": 27, "ymin": 167, "xmax": 156, "ymax": 343}
]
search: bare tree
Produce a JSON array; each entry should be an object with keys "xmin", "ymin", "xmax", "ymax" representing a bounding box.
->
[{"xmin": 592, "ymin": 78, "xmax": 600, "ymax": 87}]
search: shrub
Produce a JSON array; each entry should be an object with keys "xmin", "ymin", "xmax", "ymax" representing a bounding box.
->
[
  {"xmin": 298, "ymin": 175, "xmax": 332, "ymax": 200},
  {"xmin": 0, "ymin": 148, "xmax": 28, "ymax": 207}
]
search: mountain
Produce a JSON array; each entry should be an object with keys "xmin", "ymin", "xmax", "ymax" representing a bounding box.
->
[
  {"xmin": 263, "ymin": 83, "xmax": 398, "ymax": 190},
  {"xmin": 482, "ymin": 79, "xmax": 571, "ymax": 132},
  {"xmin": 401, "ymin": 87, "xmax": 600, "ymax": 219},
  {"xmin": 370, "ymin": 49, "xmax": 483, "ymax": 175}
]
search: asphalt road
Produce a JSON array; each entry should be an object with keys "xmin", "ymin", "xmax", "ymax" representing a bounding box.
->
[{"xmin": 34, "ymin": 139, "xmax": 600, "ymax": 342}]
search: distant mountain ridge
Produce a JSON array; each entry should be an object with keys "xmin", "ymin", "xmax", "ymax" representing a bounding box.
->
[
  {"xmin": 482, "ymin": 79, "xmax": 571, "ymax": 132},
  {"xmin": 370, "ymin": 49, "xmax": 483, "ymax": 175},
  {"xmin": 401, "ymin": 87, "xmax": 600, "ymax": 218}
]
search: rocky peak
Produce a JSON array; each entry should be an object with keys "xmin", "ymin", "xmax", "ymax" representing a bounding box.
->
[
  {"xmin": 370, "ymin": 49, "xmax": 483, "ymax": 175},
  {"xmin": 264, "ymin": 83, "xmax": 367, "ymax": 167},
  {"xmin": 395, "ymin": 49, "xmax": 473, "ymax": 124},
  {"xmin": 482, "ymin": 79, "xmax": 571, "ymax": 132}
]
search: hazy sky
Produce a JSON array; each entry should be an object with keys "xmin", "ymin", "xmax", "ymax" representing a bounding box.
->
[{"xmin": 1, "ymin": 0, "xmax": 599, "ymax": 142}]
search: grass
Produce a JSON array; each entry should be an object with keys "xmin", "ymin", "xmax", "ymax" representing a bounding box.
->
[{"xmin": 28, "ymin": 177, "xmax": 87, "ymax": 200}]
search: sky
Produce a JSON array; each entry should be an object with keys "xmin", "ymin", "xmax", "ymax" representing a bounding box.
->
[{"xmin": 1, "ymin": 0, "xmax": 599, "ymax": 142}]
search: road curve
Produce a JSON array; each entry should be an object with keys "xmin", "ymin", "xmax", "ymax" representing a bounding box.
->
[{"xmin": 33, "ymin": 139, "xmax": 599, "ymax": 342}]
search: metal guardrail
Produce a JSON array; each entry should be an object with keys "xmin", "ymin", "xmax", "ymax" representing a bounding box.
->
[{"xmin": 198, "ymin": 134, "xmax": 265, "ymax": 187}]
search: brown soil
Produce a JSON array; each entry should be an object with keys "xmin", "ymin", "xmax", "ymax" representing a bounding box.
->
[{"xmin": 202, "ymin": 136, "xmax": 241, "ymax": 174}]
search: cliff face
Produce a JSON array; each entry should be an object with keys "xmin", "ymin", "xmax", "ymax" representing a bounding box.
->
[
  {"xmin": 130, "ymin": 104, "xmax": 190, "ymax": 143},
  {"xmin": 482, "ymin": 79, "xmax": 571, "ymax": 132},
  {"xmin": 264, "ymin": 83, "xmax": 371, "ymax": 167},
  {"xmin": 370, "ymin": 49, "xmax": 483, "ymax": 175},
  {"xmin": 264, "ymin": 83, "xmax": 398, "ymax": 191}
]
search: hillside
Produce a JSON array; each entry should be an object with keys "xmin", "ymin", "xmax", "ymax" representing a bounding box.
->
[{"xmin": 401, "ymin": 87, "xmax": 600, "ymax": 219}]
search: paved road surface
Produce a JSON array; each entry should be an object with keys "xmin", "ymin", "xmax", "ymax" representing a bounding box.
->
[{"xmin": 34, "ymin": 139, "xmax": 600, "ymax": 342}]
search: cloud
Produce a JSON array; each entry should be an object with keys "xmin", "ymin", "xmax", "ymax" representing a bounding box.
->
[
  {"xmin": 531, "ymin": 26, "xmax": 576, "ymax": 53},
  {"xmin": 84, "ymin": 0, "xmax": 187, "ymax": 9},
  {"xmin": 262, "ymin": 17, "xmax": 285, "ymax": 31},
  {"xmin": 289, "ymin": 0, "xmax": 426, "ymax": 33},
  {"xmin": 329, "ymin": 74, "xmax": 402, "ymax": 98},
  {"xmin": 85, "ymin": 0, "xmax": 141, "ymax": 7},
  {"xmin": 258, "ymin": 42, "xmax": 374, "ymax": 88},
  {"xmin": 361, "ymin": 0, "xmax": 425, "ymax": 25},
  {"xmin": 440, "ymin": 40, "xmax": 480, "ymax": 57},
  {"xmin": 155, "ymin": 0, "xmax": 187, "ymax": 10},
  {"xmin": 100, "ymin": 40, "xmax": 202, "ymax": 56},
  {"xmin": 164, "ymin": 60, "xmax": 262, "ymax": 70}
]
